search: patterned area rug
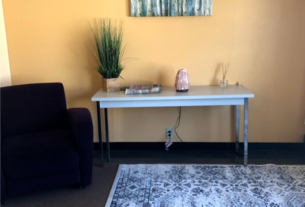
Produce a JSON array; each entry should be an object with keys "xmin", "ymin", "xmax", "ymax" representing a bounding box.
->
[{"xmin": 106, "ymin": 164, "xmax": 305, "ymax": 207}]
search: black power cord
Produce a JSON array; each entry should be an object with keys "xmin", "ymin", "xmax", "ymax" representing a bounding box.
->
[{"xmin": 174, "ymin": 107, "xmax": 183, "ymax": 142}]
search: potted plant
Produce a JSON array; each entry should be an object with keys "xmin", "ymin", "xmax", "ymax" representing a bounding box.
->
[{"xmin": 90, "ymin": 18, "xmax": 126, "ymax": 92}]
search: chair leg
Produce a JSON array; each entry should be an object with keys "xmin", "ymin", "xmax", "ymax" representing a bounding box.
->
[{"xmin": 78, "ymin": 184, "xmax": 88, "ymax": 189}]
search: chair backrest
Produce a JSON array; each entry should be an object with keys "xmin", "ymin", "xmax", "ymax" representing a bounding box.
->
[{"xmin": 1, "ymin": 83, "xmax": 68, "ymax": 138}]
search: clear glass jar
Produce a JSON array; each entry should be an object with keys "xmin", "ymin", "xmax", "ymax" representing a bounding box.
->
[{"xmin": 219, "ymin": 79, "xmax": 228, "ymax": 88}]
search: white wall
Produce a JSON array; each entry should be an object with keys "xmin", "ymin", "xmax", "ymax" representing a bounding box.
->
[{"xmin": 0, "ymin": 0, "xmax": 11, "ymax": 87}]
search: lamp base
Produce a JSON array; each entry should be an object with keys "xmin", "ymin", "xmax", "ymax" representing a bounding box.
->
[{"xmin": 176, "ymin": 89, "xmax": 188, "ymax": 92}]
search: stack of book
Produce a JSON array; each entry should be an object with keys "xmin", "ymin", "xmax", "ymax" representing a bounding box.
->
[{"xmin": 125, "ymin": 84, "xmax": 162, "ymax": 95}]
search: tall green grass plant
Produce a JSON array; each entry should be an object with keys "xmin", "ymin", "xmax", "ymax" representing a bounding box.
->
[{"xmin": 90, "ymin": 19, "xmax": 125, "ymax": 79}]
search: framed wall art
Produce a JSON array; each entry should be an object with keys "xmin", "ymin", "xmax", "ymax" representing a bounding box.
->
[{"xmin": 131, "ymin": 0, "xmax": 212, "ymax": 17}]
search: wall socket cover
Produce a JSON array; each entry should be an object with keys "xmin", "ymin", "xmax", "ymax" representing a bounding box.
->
[{"xmin": 166, "ymin": 127, "xmax": 174, "ymax": 139}]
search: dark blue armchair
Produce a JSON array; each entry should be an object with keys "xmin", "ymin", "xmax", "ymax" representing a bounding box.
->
[{"xmin": 1, "ymin": 83, "xmax": 93, "ymax": 203}]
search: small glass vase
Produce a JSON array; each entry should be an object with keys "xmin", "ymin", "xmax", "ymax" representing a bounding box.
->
[{"xmin": 219, "ymin": 79, "xmax": 228, "ymax": 88}]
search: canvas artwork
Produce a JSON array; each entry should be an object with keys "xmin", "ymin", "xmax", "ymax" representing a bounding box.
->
[{"xmin": 131, "ymin": 0, "xmax": 212, "ymax": 17}]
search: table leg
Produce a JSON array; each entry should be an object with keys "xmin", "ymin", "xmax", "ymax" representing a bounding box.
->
[
  {"xmin": 96, "ymin": 102, "xmax": 104, "ymax": 167},
  {"xmin": 105, "ymin": 108, "xmax": 110, "ymax": 162},
  {"xmin": 244, "ymin": 98, "xmax": 249, "ymax": 166},
  {"xmin": 235, "ymin": 105, "xmax": 240, "ymax": 153}
]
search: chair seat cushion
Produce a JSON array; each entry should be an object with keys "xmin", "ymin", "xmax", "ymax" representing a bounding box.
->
[{"xmin": 2, "ymin": 129, "xmax": 79, "ymax": 180}]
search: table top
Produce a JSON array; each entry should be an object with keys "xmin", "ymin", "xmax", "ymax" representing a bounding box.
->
[{"xmin": 92, "ymin": 85, "xmax": 254, "ymax": 102}]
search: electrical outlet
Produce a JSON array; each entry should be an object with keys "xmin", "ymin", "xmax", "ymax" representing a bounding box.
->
[{"xmin": 166, "ymin": 127, "xmax": 174, "ymax": 139}]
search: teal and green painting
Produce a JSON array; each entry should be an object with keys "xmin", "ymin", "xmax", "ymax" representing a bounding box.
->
[{"xmin": 131, "ymin": 0, "xmax": 212, "ymax": 17}]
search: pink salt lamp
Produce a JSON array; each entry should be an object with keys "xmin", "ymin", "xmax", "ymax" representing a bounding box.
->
[{"xmin": 175, "ymin": 69, "xmax": 190, "ymax": 92}]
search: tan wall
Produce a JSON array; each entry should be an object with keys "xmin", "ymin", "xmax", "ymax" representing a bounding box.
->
[
  {"xmin": 3, "ymin": 0, "xmax": 305, "ymax": 143},
  {"xmin": 0, "ymin": 0, "xmax": 11, "ymax": 87}
]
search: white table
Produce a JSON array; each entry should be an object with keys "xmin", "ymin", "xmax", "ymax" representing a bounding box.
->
[{"xmin": 92, "ymin": 85, "xmax": 254, "ymax": 166}]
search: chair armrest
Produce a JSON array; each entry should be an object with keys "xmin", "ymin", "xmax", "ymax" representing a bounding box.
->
[
  {"xmin": 67, "ymin": 108, "xmax": 93, "ymax": 186},
  {"xmin": 0, "ymin": 123, "xmax": 6, "ymax": 203}
]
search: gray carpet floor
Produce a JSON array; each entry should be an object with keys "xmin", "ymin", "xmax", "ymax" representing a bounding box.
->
[{"xmin": 3, "ymin": 149, "xmax": 304, "ymax": 207}]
